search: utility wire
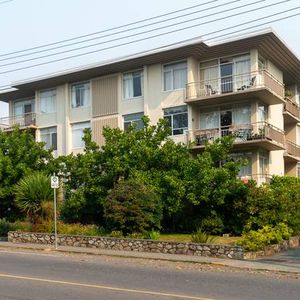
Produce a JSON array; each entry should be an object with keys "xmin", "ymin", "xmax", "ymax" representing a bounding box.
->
[
  {"xmin": 0, "ymin": 0, "xmax": 13, "ymax": 5},
  {"xmin": 0, "ymin": 9, "xmax": 298, "ymax": 76},
  {"xmin": 0, "ymin": 0, "xmax": 218, "ymax": 57},
  {"xmin": 0, "ymin": 0, "xmax": 288, "ymax": 68},
  {"xmin": 0, "ymin": 0, "xmax": 244, "ymax": 62}
]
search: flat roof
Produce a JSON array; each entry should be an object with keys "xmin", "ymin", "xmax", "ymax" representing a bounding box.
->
[{"xmin": 1, "ymin": 29, "xmax": 300, "ymax": 102}]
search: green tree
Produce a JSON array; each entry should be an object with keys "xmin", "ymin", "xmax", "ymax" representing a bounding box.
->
[
  {"xmin": 103, "ymin": 178, "xmax": 162, "ymax": 234},
  {"xmin": 182, "ymin": 136, "xmax": 242, "ymax": 234},
  {"xmin": 0, "ymin": 128, "xmax": 52, "ymax": 220}
]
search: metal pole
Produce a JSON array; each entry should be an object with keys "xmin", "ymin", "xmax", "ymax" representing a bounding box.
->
[{"xmin": 54, "ymin": 176, "xmax": 58, "ymax": 250}]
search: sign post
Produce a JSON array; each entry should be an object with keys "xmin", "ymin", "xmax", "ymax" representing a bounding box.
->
[{"xmin": 51, "ymin": 174, "xmax": 59, "ymax": 250}]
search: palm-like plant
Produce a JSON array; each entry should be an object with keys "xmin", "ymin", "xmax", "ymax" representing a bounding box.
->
[{"xmin": 15, "ymin": 172, "xmax": 54, "ymax": 224}]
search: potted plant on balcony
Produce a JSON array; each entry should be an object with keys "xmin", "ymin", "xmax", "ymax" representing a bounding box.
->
[{"xmin": 285, "ymin": 90, "xmax": 293, "ymax": 99}]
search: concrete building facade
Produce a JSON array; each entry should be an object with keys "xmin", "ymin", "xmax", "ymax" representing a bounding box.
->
[{"xmin": 0, "ymin": 30, "xmax": 300, "ymax": 183}]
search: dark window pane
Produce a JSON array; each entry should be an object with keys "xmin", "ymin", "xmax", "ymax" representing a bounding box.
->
[
  {"xmin": 173, "ymin": 113, "xmax": 188, "ymax": 129},
  {"xmin": 133, "ymin": 73, "xmax": 142, "ymax": 97},
  {"xmin": 135, "ymin": 119, "xmax": 144, "ymax": 130},
  {"xmin": 124, "ymin": 122, "xmax": 131, "ymax": 131},
  {"xmin": 220, "ymin": 110, "xmax": 232, "ymax": 127},
  {"xmin": 52, "ymin": 132, "xmax": 57, "ymax": 150},
  {"xmin": 173, "ymin": 128, "xmax": 184, "ymax": 135}
]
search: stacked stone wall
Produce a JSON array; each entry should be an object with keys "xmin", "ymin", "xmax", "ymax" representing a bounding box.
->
[{"xmin": 8, "ymin": 231, "xmax": 244, "ymax": 259}]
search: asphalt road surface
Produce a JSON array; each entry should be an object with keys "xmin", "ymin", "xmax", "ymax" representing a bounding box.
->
[{"xmin": 0, "ymin": 249, "xmax": 300, "ymax": 300}]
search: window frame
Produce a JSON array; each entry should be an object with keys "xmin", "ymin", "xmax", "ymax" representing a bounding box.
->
[
  {"xmin": 163, "ymin": 61, "xmax": 187, "ymax": 92},
  {"xmin": 71, "ymin": 121, "xmax": 91, "ymax": 150},
  {"xmin": 39, "ymin": 88, "xmax": 56, "ymax": 114},
  {"xmin": 123, "ymin": 112, "xmax": 144, "ymax": 131},
  {"xmin": 122, "ymin": 69, "xmax": 144, "ymax": 100},
  {"xmin": 40, "ymin": 126, "xmax": 57, "ymax": 151},
  {"xmin": 71, "ymin": 82, "xmax": 90, "ymax": 109},
  {"xmin": 164, "ymin": 105, "xmax": 188, "ymax": 136}
]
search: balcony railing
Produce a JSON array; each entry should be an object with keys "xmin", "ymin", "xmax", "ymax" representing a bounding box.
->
[
  {"xmin": 285, "ymin": 140, "xmax": 300, "ymax": 159},
  {"xmin": 186, "ymin": 70, "xmax": 285, "ymax": 101},
  {"xmin": 0, "ymin": 113, "xmax": 36, "ymax": 130},
  {"xmin": 240, "ymin": 174, "xmax": 272, "ymax": 185},
  {"xmin": 191, "ymin": 122, "xmax": 285, "ymax": 147},
  {"xmin": 284, "ymin": 97, "xmax": 300, "ymax": 120}
]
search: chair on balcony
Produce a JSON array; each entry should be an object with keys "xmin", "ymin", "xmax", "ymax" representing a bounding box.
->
[
  {"xmin": 205, "ymin": 84, "xmax": 217, "ymax": 96},
  {"xmin": 237, "ymin": 76, "xmax": 256, "ymax": 91}
]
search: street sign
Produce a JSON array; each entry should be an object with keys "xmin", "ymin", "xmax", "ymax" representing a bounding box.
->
[
  {"xmin": 51, "ymin": 174, "xmax": 59, "ymax": 250},
  {"xmin": 51, "ymin": 176, "xmax": 59, "ymax": 189}
]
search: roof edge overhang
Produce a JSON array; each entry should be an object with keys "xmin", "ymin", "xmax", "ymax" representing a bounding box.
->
[{"xmin": 1, "ymin": 29, "xmax": 300, "ymax": 102}]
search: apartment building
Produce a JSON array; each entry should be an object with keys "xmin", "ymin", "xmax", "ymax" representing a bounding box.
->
[{"xmin": 0, "ymin": 30, "xmax": 300, "ymax": 183}]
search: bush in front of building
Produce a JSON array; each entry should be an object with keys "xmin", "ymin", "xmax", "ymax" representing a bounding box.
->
[
  {"xmin": 103, "ymin": 177, "xmax": 162, "ymax": 235},
  {"xmin": 237, "ymin": 223, "xmax": 292, "ymax": 251}
]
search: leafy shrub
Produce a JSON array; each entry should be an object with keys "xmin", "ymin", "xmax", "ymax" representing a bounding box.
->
[
  {"xmin": 58, "ymin": 222, "xmax": 103, "ymax": 236},
  {"xmin": 237, "ymin": 223, "xmax": 292, "ymax": 251},
  {"xmin": 200, "ymin": 214, "xmax": 224, "ymax": 235},
  {"xmin": 15, "ymin": 172, "xmax": 54, "ymax": 224},
  {"xmin": 145, "ymin": 231, "xmax": 161, "ymax": 240},
  {"xmin": 110, "ymin": 231, "xmax": 123, "ymax": 238},
  {"xmin": 0, "ymin": 218, "xmax": 17, "ymax": 236},
  {"xmin": 60, "ymin": 188, "xmax": 86, "ymax": 224},
  {"xmin": 13, "ymin": 220, "xmax": 32, "ymax": 232},
  {"xmin": 191, "ymin": 228, "xmax": 217, "ymax": 244},
  {"xmin": 104, "ymin": 178, "xmax": 162, "ymax": 235},
  {"xmin": 126, "ymin": 232, "xmax": 144, "ymax": 239},
  {"xmin": 32, "ymin": 220, "xmax": 54, "ymax": 233}
]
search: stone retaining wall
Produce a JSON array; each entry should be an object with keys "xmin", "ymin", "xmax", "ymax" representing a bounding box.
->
[
  {"xmin": 8, "ymin": 231, "xmax": 244, "ymax": 259},
  {"xmin": 244, "ymin": 236, "xmax": 300, "ymax": 259}
]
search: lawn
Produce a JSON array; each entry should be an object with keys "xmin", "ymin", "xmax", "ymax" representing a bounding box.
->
[{"xmin": 159, "ymin": 234, "xmax": 241, "ymax": 245}]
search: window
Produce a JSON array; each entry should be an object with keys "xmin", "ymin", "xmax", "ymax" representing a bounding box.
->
[
  {"xmin": 40, "ymin": 127, "xmax": 57, "ymax": 151},
  {"xmin": 258, "ymin": 104, "xmax": 268, "ymax": 122},
  {"xmin": 200, "ymin": 54, "xmax": 251, "ymax": 94},
  {"xmin": 72, "ymin": 122, "xmax": 90, "ymax": 149},
  {"xmin": 14, "ymin": 99, "xmax": 34, "ymax": 116},
  {"xmin": 71, "ymin": 83, "xmax": 90, "ymax": 108},
  {"xmin": 123, "ymin": 112, "xmax": 144, "ymax": 131},
  {"xmin": 123, "ymin": 71, "xmax": 143, "ymax": 99},
  {"xmin": 259, "ymin": 152, "xmax": 269, "ymax": 175},
  {"xmin": 200, "ymin": 105, "xmax": 251, "ymax": 130},
  {"xmin": 163, "ymin": 62, "xmax": 187, "ymax": 91},
  {"xmin": 40, "ymin": 89, "xmax": 56, "ymax": 114},
  {"xmin": 164, "ymin": 106, "xmax": 188, "ymax": 135},
  {"xmin": 231, "ymin": 153, "xmax": 252, "ymax": 178}
]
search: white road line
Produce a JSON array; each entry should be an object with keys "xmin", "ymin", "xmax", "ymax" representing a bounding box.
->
[{"xmin": 0, "ymin": 273, "xmax": 214, "ymax": 300}]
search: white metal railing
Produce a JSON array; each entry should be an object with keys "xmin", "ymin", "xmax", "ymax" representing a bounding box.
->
[
  {"xmin": 186, "ymin": 70, "xmax": 285, "ymax": 100},
  {"xmin": 191, "ymin": 122, "xmax": 285, "ymax": 146},
  {"xmin": 240, "ymin": 174, "xmax": 272, "ymax": 185},
  {"xmin": 0, "ymin": 112, "xmax": 36, "ymax": 130}
]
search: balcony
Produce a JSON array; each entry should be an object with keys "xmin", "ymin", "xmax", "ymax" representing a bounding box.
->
[
  {"xmin": 186, "ymin": 70, "xmax": 285, "ymax": 106},
  {"xmin": 189, "ymin": 122, "xmax": 285, "ymax": 151},
  {"xmin": 283, "ymin": 97, "xmax": 300, "ymax": 124},
  {"xmin": 240, "ymin": 174, "xmax": 272, "ymax": 185},
  {"xmin": 284, "ymin": 140, "xmax": 300, "ymax": 162},
  {"xmin": 0, "ymin": 113, "xmax": 37, "ymax": 131}
]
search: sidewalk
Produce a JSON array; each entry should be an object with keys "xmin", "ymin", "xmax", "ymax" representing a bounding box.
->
[{"xmin": 1, "ymin": 241, "xmax": 300, "ymax": 274}]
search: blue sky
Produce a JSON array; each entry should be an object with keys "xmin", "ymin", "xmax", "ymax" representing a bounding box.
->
[{"xmin": 0, "ymin": 0, "xmax": 300, "ymax": 117}]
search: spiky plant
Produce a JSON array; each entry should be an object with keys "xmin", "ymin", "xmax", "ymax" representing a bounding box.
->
[{"xmin": 15, "ymin": 172, "xmax": 54, "ymax": 224}]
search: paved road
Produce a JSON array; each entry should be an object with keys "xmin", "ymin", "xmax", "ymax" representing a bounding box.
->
[
  {"xmin": 0, "ymin": 249, "xmax": 300, "ymax": 299},
  {"xmin": 257, "ymin": 248, "xmax": 300, "ymax": 271}
]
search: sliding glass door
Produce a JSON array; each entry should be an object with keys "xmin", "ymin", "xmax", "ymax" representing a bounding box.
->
[{"xmin": 220, "ymin": 61, "xmax": 233, "ymax": 93}]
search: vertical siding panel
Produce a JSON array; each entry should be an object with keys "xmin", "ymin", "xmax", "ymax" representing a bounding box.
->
[
  {"xmin": 92, "ymin": 76, "xmax": 118, "ymax": 117},
  {"xmin": 92, "ymin": 115, "xmax": 119, "ymax": 146}
]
